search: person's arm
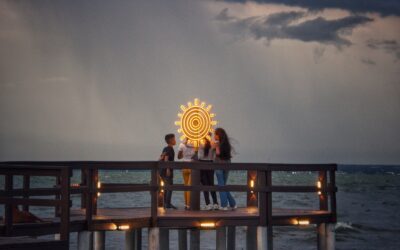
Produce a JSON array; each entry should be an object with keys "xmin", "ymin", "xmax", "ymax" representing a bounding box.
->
[
  {"xmin": 159, "ymin": 152, "xmax": 166, "ymax": 161},
  {"xmin": 178, "ymin": 150, "xmax": 183, "ymax": 159},
  {"xmin": 177, "ymin": 143, "xmax": 185, "ymax": 159}
]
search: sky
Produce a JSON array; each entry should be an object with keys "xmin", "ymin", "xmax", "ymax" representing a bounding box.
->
[{"xmin": 0, "ymin": 0, "xmax": 399, "ymax": 164}]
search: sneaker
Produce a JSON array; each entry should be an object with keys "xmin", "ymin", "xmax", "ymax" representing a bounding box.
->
[
  {"xmin": 220, "ymin": 206, "xmax": 229, "ymax": 211},
  {"xmin": 213, "ymin": 204, "xmax": 220, "ymax": 210},
  {"xmin": 204, "ymin": 204, "xmax": 213, "ymax": 210},
  {"xmin": 185, "ymin": 205, "xmax": 190, "ymax": 210},
  {"xmin": 231, "ymin": 205, "xmax": 237, "ymax": 210},
  {"xmin": 166, "ymin": 204, "xmax": 178, "ymax": 210}
]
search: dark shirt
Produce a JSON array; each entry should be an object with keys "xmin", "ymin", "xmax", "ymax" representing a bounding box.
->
[
  {"xmin": 162, "ymin": 146, "xmax": 175, "ymax": 161},
  {"xmin": 161, "ymin": 146, "xmax": 174, "ymax": 177}
]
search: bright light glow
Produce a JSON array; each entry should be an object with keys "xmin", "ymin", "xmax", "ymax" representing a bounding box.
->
[
  {"xmin": 117, "ymin": 225, "xmax": 130, "ymax": 230},
  {"xmin": 71, "ymin": 183, "xmax": 80, "ymax": 187},
  {"xmin": 160, "ymin": 180, "xmax": 164, "ymax": 193},
  {"xmin": 317, "ymin": 181, "xmax": 321, "ymax": 189},
  {"xmin": 97, "ymin": 181, "xmax": 101, "ymax": 189},
  {"xmin": 294, "ymin": 219, "xmax": 310, "ymax": 225},
  {"xmin": 250, "ymin": 180, "xmax": 255, "ymax": 188},
  {"xmin": 175, "ymin": 98, "xmax": 217, "ymax": 148},
  {"xmin": 97, "ymin": 192, "xmax": 101, "ymax": 197},
  {"xmin": 250, "ymin": 179, "xmax": 255, "ymax": 194},
  {"xmin": 200, "ymin": 222, "xmax": 216, "ymax": 228}
]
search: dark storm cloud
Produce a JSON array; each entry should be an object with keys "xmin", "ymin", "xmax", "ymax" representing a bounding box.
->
[
  {"xmin": 220, "ymin": 0, "xmax": 400, "ymax": 16},
  {"xmin": 361, "ymin": 58, "xmax": 376, "ymax": 66},
  {"xmin": 367, "ymin": 39, "xmax": 400, "ymax": 61},
  {"xmin": 217, "ymin": 9, "xmax": 373, "ymax": 47}
]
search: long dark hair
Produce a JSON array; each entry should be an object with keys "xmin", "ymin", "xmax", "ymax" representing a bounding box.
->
[
  {"xmin": 204, "ymin": 137, "xmax": 211, "ymax": 157},
  {"xmin": 215, "ymin": 127, "xmax": 232, "ymax": 160}
]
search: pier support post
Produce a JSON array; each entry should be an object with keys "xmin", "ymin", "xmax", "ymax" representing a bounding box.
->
[
  {"xmin": 318, "ymin": 223, "xmax": 335, "ymax": 250},
  {"xmin": 190, "ymin": 229, "xmax": 200, "ymax": 250},
  {"xmin": 317, "ymin": 223, "xmax": 326, "ymax": 250},
  {"xmin": 178, "ymin": 229, "xmax": 188, "ymax": 250},
  {"xmin": 247, "ymin": 226, "xmax": 257, "ymax": 250},
  {"xmin": 326, "ymin": 223, "xmax": 335, "ymax": 250},
  {"xmin": 216, "ymin": 227, "xmax": 226, "ymax": 250},
  {"xmin": 78, "ymin": 231, "xmax": 93, "ymax": 250},
  {"xmin": 257, "ymin": 226, "xmax": 272, "ymax": 250},
  {"xmin": 94, "ymin": 231, "xmax": 105, "ymax": 250},
  {"xmin": 227, "ymin": 226, "xmax": 236, "ymax": 250},
  {"xmin": 160, "ymin": 228, "xmax": 170, "ymax": 250},
  {"xmin": 126, "ymin": 229, "xmax": 142, "ymax": 250},
  {"xmin": 148, "ymin": 227, "xmax": 160, "ymax": 250}
]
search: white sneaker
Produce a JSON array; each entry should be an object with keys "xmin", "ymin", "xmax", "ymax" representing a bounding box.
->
[
  {"xmin": 231, "ymin": 205, "xmax": 237, "ymax": 210},
  {"xmin": 220, "ymin": 206, "xmax": 229, "ymax": 211},
  {"xmin": 213, "ymin": 204, "xmax": 220, "ymax": 210},
  {"xmin": 203, "ymin": 204, "xmax": 213, "ymax": 210}
]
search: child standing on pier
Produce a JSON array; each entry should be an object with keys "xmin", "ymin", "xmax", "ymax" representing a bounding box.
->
[{"xmin": 159, "ymin": 133, "xmax": 177, "ymax": 209}]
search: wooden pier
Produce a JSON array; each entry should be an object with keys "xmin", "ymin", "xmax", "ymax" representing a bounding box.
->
[{"xmin": 0, "ymin": 161, "xmax": 337, "ymax": 249}]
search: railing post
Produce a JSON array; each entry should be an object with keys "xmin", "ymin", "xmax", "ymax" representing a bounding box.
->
[
  {"xmin": 22, "ymin": 174, "xmax": 30, "ymax": 212},
  {"xmin": 190, "ymin": 164, "xmax": 201, "ymax": 250},
  {"xmin": 55, "ymin": 176, "xmax": 61, "ymax": 217},
  {"xmin": 93, "ymin": 168, "xmax": 99, "ymax": 213},
  {"xmin": 86, "ymin": 168, "xmax": 94, "ymax": 229},
  {"xmin": 247, "ymin": 170, "xmax": 258, "ymax": 250},
  {"xmin": 257, "ymin": 170, "xmax": 273, "ymax": 250},
  {"xmin": 258, "ymin": 170, "xmax": 267, "ymax": 226},
  {"xmin": 151, "ymin": 163, "xmax": 159, "ymax": 227},
  {"xmin": 319, "ymin": 171, "xmax": 328, "ymax": 210},
  {"xmin": 189, "ymin": 167, "xmax": 201, "ymax": 210},
  {"xmin": 5, "ymin": 173, "xmax": 13, "ymax": 236},
  {"xmin": 60, "ymin": 167, "xmax": 71, "ymax": 242},
  {"xmin": 81, "ymin": 168, "xmax": 87, "ymax": 209},
  {"xmin": 329, "ymin": 169, "xmax": 337, "ymax": 222},
  {"xmin": 266, "ymin": 170, "xmax": 273, "ymax": 250},
  {"xmin": 247, "ymin": 170, "xmax": 258, "ymax": 207}
]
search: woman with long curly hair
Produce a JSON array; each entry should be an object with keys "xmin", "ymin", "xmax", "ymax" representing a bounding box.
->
[{"xmin": 212, "ymin": 127, "xmax": 236, "ymax": 210}]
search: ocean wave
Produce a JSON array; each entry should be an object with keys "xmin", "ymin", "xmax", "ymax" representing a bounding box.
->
[{"xmin": 335, "ymin": 222, "xmax": 360, "ymax": 233}]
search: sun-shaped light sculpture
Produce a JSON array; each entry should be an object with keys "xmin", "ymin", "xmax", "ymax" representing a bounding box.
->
[{"xmin": 175, "ymin": 98, "xmax": 217, "ymax": 148}]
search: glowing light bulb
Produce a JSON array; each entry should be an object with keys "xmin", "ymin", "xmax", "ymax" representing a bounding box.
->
[{"xmin": 200, "ymin": 222, "xmax": 216, "ymax": 228}]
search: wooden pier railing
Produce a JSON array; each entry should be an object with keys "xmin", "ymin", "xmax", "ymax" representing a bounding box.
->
[{"xmin": 0, "ymin": 161, "xmax": 337, "ymax": 250}]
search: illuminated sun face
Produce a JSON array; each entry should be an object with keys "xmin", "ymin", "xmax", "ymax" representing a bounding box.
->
[{"xmin": 175, "ymin": 98, "xmax": 217, "ymax": 147}]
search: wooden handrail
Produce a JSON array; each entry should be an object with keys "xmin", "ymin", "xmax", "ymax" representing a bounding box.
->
[{"xmin": 0, "ymin": 161, "xmax": 337, "ymax": 246}]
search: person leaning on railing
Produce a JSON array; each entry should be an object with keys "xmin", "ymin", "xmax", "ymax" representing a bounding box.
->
[{"xmin": 212, "ymin": 128, "xmax": 237, "ymax": 211}]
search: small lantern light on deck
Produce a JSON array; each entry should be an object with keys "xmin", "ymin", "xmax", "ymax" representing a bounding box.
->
[
  {"xmin": 160, "ymin": 180, "xmax": 165, "ymax": 193},
  {"xmin": 97, "ymin": 181, "xmax": 102, "ymax": 197},
  {"xmin": 317, "ymin": 181, "xmax": 322, "ymax": 195},
  {"xmin": 117, "ymin": 224, "xmax": 130, "ymax": 231},
  {"xmin": 293, "ymin": 219, "xmax": 310, "ymax": 226},
  {"xmin": 249, "ymin": 179, "xmax": 255, "ymax": 194},
  {"xmin": 200, "ymin": 222, "xmax": 216, "ymax": 229}
]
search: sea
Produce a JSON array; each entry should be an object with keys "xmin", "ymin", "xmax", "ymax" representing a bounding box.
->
[{"xmin": 1, "ymin": 164, "xmax": 399, "ymax": 250}]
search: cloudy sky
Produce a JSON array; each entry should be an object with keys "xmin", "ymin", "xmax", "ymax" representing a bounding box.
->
[{"xmin": 0, "ymin": 0, "xmax": 399, "ymax": 164}]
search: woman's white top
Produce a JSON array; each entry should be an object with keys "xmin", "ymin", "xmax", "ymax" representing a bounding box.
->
[{"xmin": 178, "ymin": 142, "xmax": 196, "ymax": 162}]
